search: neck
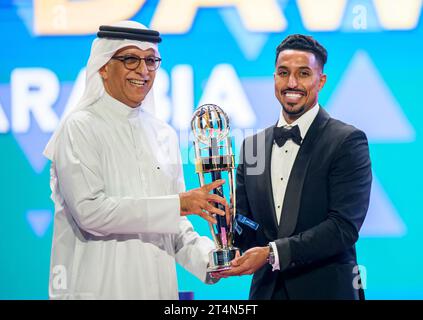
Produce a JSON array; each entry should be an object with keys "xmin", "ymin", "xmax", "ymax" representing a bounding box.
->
[
  {"xmin": 282, "ymin": 103, "xmax": 318, "ymax": 124},
  {"xmin": 282, "ymin": 113, "xmax": 297, "ymax": 124}
]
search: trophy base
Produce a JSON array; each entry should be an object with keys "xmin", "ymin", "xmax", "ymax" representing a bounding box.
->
[{"xmin": 207, "ymin": 247, "xmax": 240, "ymax": 272}]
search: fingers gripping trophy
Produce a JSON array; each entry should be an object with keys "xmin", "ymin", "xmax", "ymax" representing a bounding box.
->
[{"xmin": 191, "ymin": 104, "xmax": 240, "ymax": 272}]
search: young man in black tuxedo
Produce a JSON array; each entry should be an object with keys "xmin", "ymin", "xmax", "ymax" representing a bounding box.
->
[{"xmin": 217, "ymin": 34, "xmax": 372, "ymax": 300}]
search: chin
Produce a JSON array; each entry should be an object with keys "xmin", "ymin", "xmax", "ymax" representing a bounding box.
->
[
  {"xmin": 129, "ymin": 95, "xmax": 145, "ymax": 104},
  {"xmin": 124, "ymin": 98, "xmax": 141, "ymax": 107},
  {"xmin": 131, "ymin": 101, "xmax": 143, "ymax": 107},
  {"xmin": 282, "ymin": 104, "xmax": 305, "ymax": 116}
]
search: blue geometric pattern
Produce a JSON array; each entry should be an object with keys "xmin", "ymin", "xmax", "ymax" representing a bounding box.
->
[
  {"xmin": 327, "ymin": 51, "xmax": 415, "ymax": 142},
  {"xmin": 0, "ymin": 82, "xmax": 71, "ymax": 173},
  {"xmin": 14, "ymin": 0, "xmax": 34, "ymax": 36},
  {"xmin": 219, "ymin": 8, "xmax": 269, "ymax": 60},
  {"xmin": 360, "ymin": 176, "xmax": 406, "ymax": 237},
  {"xmin": 26, "ymin": 210, "xmax": 53, "ymax": 237}
]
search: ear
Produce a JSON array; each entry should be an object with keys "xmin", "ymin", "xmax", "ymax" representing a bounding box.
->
[
  {"xmin": 318, "ymin": 73, "xmax": 327, "ymax": 91},
  {"xmin": 99, "ymin": 64, "xmax": 108, "ymax": 80}
]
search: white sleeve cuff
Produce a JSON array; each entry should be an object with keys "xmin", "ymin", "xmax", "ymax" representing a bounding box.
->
[{"xmin": 270, "ymin": 242, "xmax": 280, "ymax": 271}]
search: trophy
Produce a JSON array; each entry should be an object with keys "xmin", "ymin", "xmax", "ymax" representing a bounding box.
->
[{"xmin": 191, "ymin": 104, "xmax": 240, "ymax": 272}]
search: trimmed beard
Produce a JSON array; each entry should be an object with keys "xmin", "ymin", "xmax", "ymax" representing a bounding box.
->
[{"xmin": 282, "ymin": 103, "xmax": 305, "ymax": 115}]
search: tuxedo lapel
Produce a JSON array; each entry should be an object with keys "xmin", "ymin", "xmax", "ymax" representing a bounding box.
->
[
  {"xmin": 278, "ymin": 108, "xmax": 331, "ymax": 238},
  {"xmin": 254, "ymin": 127, "xmax": 279, "ymax": 240}
]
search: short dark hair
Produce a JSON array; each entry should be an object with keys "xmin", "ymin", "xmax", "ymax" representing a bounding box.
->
[{"xmin": 275, "ymin": 34, "xmax": 328, "ymax": 70}]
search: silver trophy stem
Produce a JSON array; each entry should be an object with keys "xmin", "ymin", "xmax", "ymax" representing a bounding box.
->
[
  {"xmin": 194, "ymin": 141, "xmax": 220, "ymax": 247},
  {"xmin": 226, "ymin": 136, "xmax": 236, "ymax": 237}
]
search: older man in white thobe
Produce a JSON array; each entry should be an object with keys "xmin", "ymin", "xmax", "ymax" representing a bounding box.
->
[{"xmin": 44, "ymin": 21, "xmax": 227, "ymax": 299}]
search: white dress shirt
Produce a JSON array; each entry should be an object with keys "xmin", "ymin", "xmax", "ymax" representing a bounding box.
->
[
  {"xmin": 270, "ymin": 103, "xmax": 319, "ymax": 271},
  {"xmin": 49, "ymin": 92, "xmax": 214, "ymax": 299}
]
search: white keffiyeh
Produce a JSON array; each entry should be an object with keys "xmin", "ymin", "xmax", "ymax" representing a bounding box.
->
[{"xmin": 44, "ymin": 20, "xmax": 160, "ymax": 160}]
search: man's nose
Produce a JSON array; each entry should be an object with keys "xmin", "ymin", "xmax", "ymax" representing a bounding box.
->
[
  {"xmin": 288, "ymin": 74, "xmax": 298, "ymax": 88},
  {"xmin": 136, "ymin": 59, "xmax": 149, "ymax": 76}
]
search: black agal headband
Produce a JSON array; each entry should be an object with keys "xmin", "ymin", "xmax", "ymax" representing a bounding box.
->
[{"xmin": 97, "ymin": 25, "xmax": 162, "ymax": 43}]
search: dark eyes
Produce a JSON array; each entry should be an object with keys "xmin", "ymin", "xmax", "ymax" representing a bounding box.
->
[
  {"xmin": 277, "ymin": 70, "xmax": 311, "ymax": 77},
  {"xmin": 144, "ymin": 57, "xmax": 157, "ymax": 65},
  {"xmin": 123, "ymin": 56, "xmax": 157, "ymax": 66},
  {"xmin": 123, "ymin": 56, "xmax": 139, "ymax": 65},
  {"xmin": 112, "ymin": 54, "xmax": 162, "ymax": 71}
]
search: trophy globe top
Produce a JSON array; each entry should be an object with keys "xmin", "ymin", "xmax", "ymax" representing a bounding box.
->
[{"xmin": 191, "ymin": 104, "xmax": 230, "ymax": 145}]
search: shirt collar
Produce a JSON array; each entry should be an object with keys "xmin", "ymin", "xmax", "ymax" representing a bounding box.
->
[
  {"xmin": 277, "ymin": 102, "xmax": 320, "ymax": 140},
  {"xmin": 100, "ymin": 91, "xmax": 141, "ymax": 119}
]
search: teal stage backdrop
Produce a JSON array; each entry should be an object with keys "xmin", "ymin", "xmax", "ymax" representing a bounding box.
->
[{"xmin": 1, "ymin": 0, "xmax": 422, "ymax": 299}]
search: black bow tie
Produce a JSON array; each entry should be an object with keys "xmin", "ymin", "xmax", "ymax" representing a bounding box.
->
[{"xmin": 273, "ymin": 125, "xmax": 302, "ymax": 147}]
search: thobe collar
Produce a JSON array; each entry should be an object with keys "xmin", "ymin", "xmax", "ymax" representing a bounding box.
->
[{"xmin": 100, "ymin": 92, "xmax": 141, "ymax": 119}]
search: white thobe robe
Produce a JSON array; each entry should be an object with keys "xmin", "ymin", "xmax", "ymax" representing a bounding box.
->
[{"xmin": 48, "ymin": 92, "xmax": 214, "ymax": 299}]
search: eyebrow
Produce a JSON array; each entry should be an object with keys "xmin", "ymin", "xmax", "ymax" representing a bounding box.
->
[
  {"xmin": 119, "ymin": 48, "xmax": 156, "ymax": 55},
  {"xmin": 278, "ymin": 65, "xmax": 312, "ymax": 70},
  {"xmin": 120, "ymin": 52, "xmax": 156, "ymax": 58}
]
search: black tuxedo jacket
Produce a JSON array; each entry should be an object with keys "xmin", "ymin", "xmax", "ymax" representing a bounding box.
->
[{"xmin": 234, "ymin": 107, "xmax": 372, "ymax": 300}]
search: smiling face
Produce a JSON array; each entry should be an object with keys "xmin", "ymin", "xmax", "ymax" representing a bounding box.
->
[
  {"xmin": 274, "ymin": 49, "xmax": 327, "ymax": 123},
  {"xmin": 99, "ymin": 46, "xmax": 157, "ymax": 108}
]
